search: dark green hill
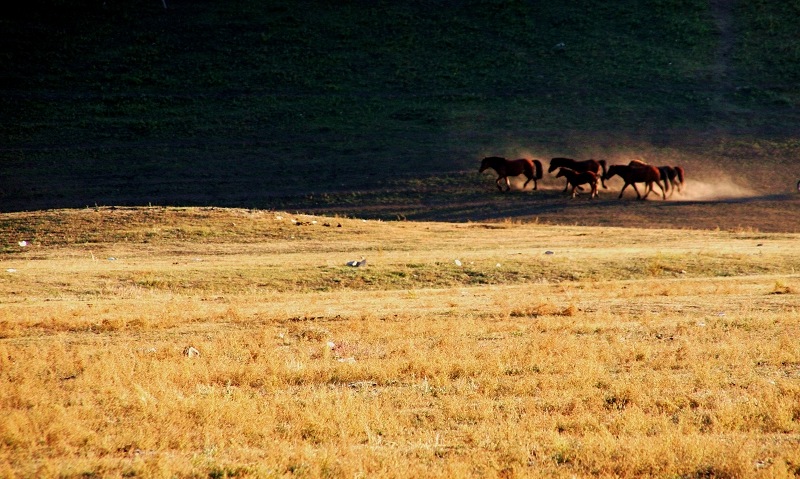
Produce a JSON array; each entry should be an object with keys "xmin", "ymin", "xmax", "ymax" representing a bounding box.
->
[{"xmin": 1, "ymin": 0, "xmax": 799, "ymax": 219}]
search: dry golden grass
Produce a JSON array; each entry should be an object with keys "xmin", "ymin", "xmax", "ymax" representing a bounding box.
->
[{"xmin": 1, "ymin": 207, "xmax": 799, "ymax": 478}]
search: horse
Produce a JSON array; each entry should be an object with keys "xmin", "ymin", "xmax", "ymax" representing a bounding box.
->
[
  {"xmin": 555, "ymin": 167, "xmax": 600, "ymax": 199},
  {"xmin": 656, "ymin": 166, "xmax": 686, "ymax": 197},
  {"xmin": 605, "ymin": 163, "xmax": 666, "ymax": 200},
  {"xmin": 548, "ymin": 157, "xmax": 609, "ymax": 190},
  {"xmin": 629, "ymin": 160, "xmax": 685, "ymax": 198},
  {"xmin": 479, "ymin": 156, "xmax": 543, "ymax": 192},
  {"xmin": 673, "ymin": 166, "xmax": 686, "ymax": 193}
]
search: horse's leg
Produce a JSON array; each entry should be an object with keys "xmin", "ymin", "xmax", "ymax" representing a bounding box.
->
[
  {"xmin": 640, "ymin": 182, "xmax": 652, "ymax": 200},
  {"xmin": 495, "ymin": 177, "xmax": 504, "ymax": 191},
  {"xmin": 599, "ymin": 161, "xmax": 609, "ymax": 189},
  {"xmin": 522, "ymin": 177, "xmax": 532, "ymax": 190},
  {"xmin": 632, "ymin": 183, "xmax": 643, "ymax": 199},
  {"xmin": 505, "ymin": 177, "xmax": 512, "ymax": 192},
  {"xmin": 618, "ymin": 182, "xmax": 629, "ymax": 199},
  {"xmin": 592, "ymin": 167, "xmax": 605, "ymax": 190},
  {"xmin": 657, "ymin": 180, "xmax": 667, "ymax": 200}
]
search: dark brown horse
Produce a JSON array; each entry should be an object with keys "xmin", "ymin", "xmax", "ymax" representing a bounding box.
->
[
  {"xmin": 479, "ymin": 156, "xmax": 543, "ymax": 192},
  {"xmin": 555, "ymin": 168, "xmax": 600, "ymax": 199},
  {"xmin": 548, "ymin": 157, "xmax": 609, "ymax": 190},
  {"xmin": 657, "ymin": 166, "xmax": 685, "ymax": 197},
  {"xmin": 605, "ymin": 163, "xmax": 666, "ymax": 200},
  {"xmin": 673, "ymin": 166, "xmax": 686, "ymax": 193}
]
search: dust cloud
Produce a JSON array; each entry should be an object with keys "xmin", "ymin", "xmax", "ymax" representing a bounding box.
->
[
  {"xmin": 477, "ymin": 147, "xmax": 768, "ymax": 201},
  {"xmin": 671, "ymin": 178, "xmax": 758, "ymax": 201}
]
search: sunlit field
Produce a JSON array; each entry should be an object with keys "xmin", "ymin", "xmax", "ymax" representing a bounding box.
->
[
  {"xmin": 4, "ymin": 1, "xmax": 800, "ymax": 476},
  {"xmin": 1, "ymin": 207, "xmax": 799, "ymax": 478}
]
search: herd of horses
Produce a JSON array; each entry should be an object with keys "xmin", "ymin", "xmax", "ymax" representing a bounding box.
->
[{"xmin": 479, "ymin": 156, "xmax": 686, "ymax": 200}]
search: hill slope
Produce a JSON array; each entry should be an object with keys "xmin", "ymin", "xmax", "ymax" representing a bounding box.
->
[{"xmin": 1, "ymin": 0, "xmax": 799, "ymax": 222}]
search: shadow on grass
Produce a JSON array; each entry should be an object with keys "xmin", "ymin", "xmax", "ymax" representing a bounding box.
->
[{"xmin": 2, "ymin": 167, "xmax": 798, "ymax": 233}]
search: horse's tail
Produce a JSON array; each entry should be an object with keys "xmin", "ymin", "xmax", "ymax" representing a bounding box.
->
[
  {"xmin": 598, "ymin": 159, "xmax": 608, "ymax": 188},
  {"xmin": 675, "ymin": 166, "xmax": 685, "ymax": 185},
  {"xmin": 533, "ymin": 159, "xmax": 543, "ymax": 179}
]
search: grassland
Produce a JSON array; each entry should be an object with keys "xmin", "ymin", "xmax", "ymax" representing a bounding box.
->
[
  {"xmin": 1, "ymin": 207, "xmax": 799, "ymax": 477},
  {"xmin": 2, "ymin": 1, "xmax": 800, "ymax": 476}
]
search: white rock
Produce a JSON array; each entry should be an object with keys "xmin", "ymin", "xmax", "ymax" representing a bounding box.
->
[{"xmin": 184, "ymin": 346, "xmax": 200, "ymax": 357}]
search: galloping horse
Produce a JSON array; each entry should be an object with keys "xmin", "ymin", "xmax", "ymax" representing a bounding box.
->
[
  {"xmin": 479, "ymin": 156, "xmax": 543, "ymax": 192},
  {"xmin": 657, "ymin": 166, "xmax": 675, "ymax": 197},
  {"xmin": 548, "ymin": 157, "xmax": 609, "ymax": 190},
  {"xmin": 629, "ymin": 160, "xmax": 685, "ymax": 197},
  {"xmin": 555, "ymin": 167, "xmax": 600, "ymax": 199},
  {"xmin": 605, "ymin": 163, "xmax": 666, "ymax": 200}
]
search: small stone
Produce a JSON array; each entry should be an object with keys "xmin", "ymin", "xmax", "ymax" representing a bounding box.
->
[{"xmin": 184, "ymin": 346, "xmax": 200, "ymax": 357}]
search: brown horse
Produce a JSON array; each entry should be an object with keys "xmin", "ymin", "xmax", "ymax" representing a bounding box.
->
[
  {"xmin": 548, "ymin": 157, "xmax": 609, "ymax": 190},
  {"xmin": 555, "ymin": 168, "xmax": 599, "ymax": 199},
  {"xmin": 479, "ymin": 156, "xmax": 543, "ymax": 192},
  {"xmin": 630, "ymin": 160, "xmax": 685, "ymax": 198},
  {"xmin": 605, "ymin": 163, "xmax": 666, "ymax": 200}
]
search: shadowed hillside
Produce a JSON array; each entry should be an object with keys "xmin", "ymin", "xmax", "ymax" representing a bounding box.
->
[{"xmin": 1, "ymin": 0, "xmax": 799, "ymax": 226}]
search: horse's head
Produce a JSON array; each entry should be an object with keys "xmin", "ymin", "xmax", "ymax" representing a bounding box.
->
[
  {"xmin": 480, "ymin": 156, "xmax": 505, "ymax": 173},
  {"xmin": 555, "ymin": 167, "xmax": 571, "ymax": 178},
  {"xmin": 547, "ymin": 162, "xmax": 559, "ymax": 174},
  {"xmin": 604, "ymin": 164, "xmax": 620, "ymax": 180}
]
